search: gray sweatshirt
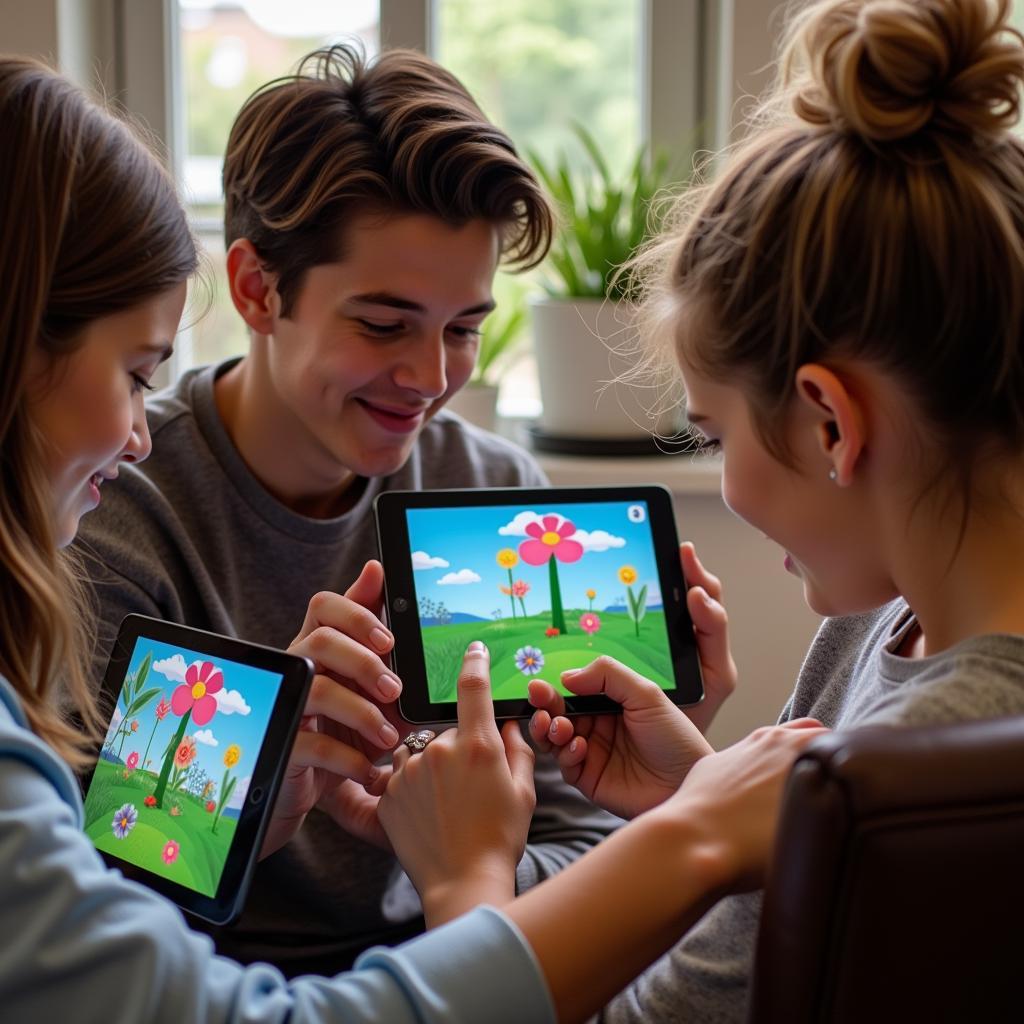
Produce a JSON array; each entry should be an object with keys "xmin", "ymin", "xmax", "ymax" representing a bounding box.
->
[
  {"xmin": 75, "ymin": 359, "xmax": 623, "ymax": 975},
  {"xmin": 599, "ymin": 599, "xmax": 1024, "ymax": 1022}
]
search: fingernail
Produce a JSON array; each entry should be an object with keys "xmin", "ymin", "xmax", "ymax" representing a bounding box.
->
[
  {"xmin": 569, "ymin": 739, "xmax": 579, "ymax": 753},
  {"xmin": 549, "ymin": 720, "xmax": 559, "ymax": 737},
  {"xmin": 367, "ymin": 765, "xmax": 380, "ymax": 782},
  {"xmin": 377, "ymin": 673, "xmax": 401, "ymax": 700},
  {"xmin": 370, "ymin": 627, "xmax": 393, "ymax": 652},
  {"xmin": 562, "ymin": 668, "xmax": 580, "ymax": 678},
  {"xmin": 467, "ymin": 640, "xmax": 488, "ymax": 654},
  {"xmin": 379, "ymin": 723, "xmax": 399, "ymax": 747}
]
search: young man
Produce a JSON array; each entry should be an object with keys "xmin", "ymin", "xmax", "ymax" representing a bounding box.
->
[{"xmin": 76, "ymin": 44, "xmax": 623, "ymax": 975}]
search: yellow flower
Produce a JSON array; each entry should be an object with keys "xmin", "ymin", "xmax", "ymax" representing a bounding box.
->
[
  {"xmin": 618, "ymin": 566, "xmax": 638, "ymax": 586},
  {"xmin": 224, "ymin": 744, "xmax": 241, "ymax": 769},
  {"xmin": 496, "ymin": 548, "xmax": 519, "ymax": 569},
  {"xmin": 585, "ymin": 588, "xmax": 596, "ymax": 599}
]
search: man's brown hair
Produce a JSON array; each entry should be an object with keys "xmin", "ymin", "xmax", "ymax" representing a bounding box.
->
[{"xmin": 223, "ymin": 44, "xmax": 554, "ymax": 316}]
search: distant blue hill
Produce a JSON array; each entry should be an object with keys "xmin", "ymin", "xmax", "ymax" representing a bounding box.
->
[
  {"xmin": 99, "ymin": 749, "xmax": 124, "ymax": 766},
  {"xmin": 602, "ymin": 603, "xmax": 664, "ymax": 613},
  {"xmin": 422, "ymin": 612, "xmax": 489, "ymax": 625}
]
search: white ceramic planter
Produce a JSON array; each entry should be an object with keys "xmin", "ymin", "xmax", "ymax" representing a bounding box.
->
[
  {"xmin": 530, "ymin": 296, "xmax": 681, "ymax": 440},
  {"xmin": 445, "ymin": 382, "xmax": 500, "ymax": 433}
]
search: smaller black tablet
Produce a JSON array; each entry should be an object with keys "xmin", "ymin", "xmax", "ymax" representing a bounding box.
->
[
  {"xmin": 374, "ymin": 485, "xmax": 704, "ymax": 723},
  {"xmin": 82, "ymin": 615, "xmax": 313, "ymax": 924}
]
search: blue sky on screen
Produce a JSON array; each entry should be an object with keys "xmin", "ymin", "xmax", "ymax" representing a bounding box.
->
[
  {"xmin": 110, "ymin": 637, "xmax": 282, "ymax": 807},
  {"xmin": 406, "ymin": 500, "xmax": 663, "ymax": 618}
]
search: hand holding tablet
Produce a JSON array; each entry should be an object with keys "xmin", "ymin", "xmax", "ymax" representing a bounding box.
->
[
  {"xmin": 374, "ymin": 485, "xmax": 705, "ymax": 723},
  {"xmin": 82, "ymin": 616, "xmax": 313, "ymax": 924}
]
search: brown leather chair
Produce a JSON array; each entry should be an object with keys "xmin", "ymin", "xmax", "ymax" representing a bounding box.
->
[{"xmin": 748, "ymin": 717, "xmax": 1024, "ymax": 1023}]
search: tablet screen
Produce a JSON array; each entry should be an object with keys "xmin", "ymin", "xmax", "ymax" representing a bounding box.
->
[
  {"xmin": 406, "ymin": 499, "xmax": 674, "ymax": 702},
  {"xmin": 83, "ymin": 636, "xmax": 284, "ymax": 899}
]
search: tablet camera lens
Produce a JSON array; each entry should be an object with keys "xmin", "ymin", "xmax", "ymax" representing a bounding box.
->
[
  {"xmin": 249, "ymin": 786, "xmax": 264, "ymax": 805},
  {"xmin": 392, "ymin": 597, "xmax": 409, "ymax": 613}
]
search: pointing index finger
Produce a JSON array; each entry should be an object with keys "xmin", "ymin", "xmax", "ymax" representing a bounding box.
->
[{"xmin": 457, "ymin": 641, "xmax": 496, "ymax": 735}]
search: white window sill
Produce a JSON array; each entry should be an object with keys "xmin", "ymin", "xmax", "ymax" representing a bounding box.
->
[
  {"xmin": 535, "ymin": 450, "xmax": 722, "ymax": 495},
  {"xmin": 498, "ymin": 416, "xmax": 722, "ymax": 496}
]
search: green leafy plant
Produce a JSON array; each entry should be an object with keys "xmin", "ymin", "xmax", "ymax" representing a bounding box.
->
[
  {"xmin": 530, "ymin": 123, "xmax": 673, "ymax": 301},
  {"xmin": 470, "ymin": 274, "xmax": 530, "ymax": 386}
]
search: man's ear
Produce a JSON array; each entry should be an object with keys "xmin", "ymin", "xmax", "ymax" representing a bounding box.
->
[
  {"xmin": 794, "ymin": 364, "xmax": 866, "ymax": 486},
  {"xmin": 226, "ymin": 239, "xmax": 278, "ymax": 335}
]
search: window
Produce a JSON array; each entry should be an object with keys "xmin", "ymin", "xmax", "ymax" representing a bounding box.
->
[
  {"xmin": 166, "ymin": 0, "xmax": 703, "ymax": 412},
  {"xmin": 433, "ymin": 0, "xmax": 645, "ymax": 414},
  {"xmin": 177, "ymin": 0, "xmax": 381, "ymax": 369}
]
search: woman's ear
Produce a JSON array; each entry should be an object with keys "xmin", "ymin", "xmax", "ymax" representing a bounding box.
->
[
  {"xmin": 226, "ymin": 239, "xmax": 278, "ymax": 335},
  {"xmin": 794, "ymin": 364, "xmax": 865, "ymax": 486}
]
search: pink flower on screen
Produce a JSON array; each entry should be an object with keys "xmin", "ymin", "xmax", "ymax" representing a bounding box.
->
[
  {"xmin": 518, "ymin": 516, "xmax": 584, "ymax": 566},
  {"xmin": 155, "ymin": 697, "xmax": 171, "ymax": 721},
  {"xmin": 511, "ymin": 580, "xmax": 530, "ymax": 598},
  {"xmin": 162, "ymin": 840, "xmax": 180, "ymax": 864},
  {"xmin": 170, "ymin": 661, "xmax": 223, "ymax": 726},
  {"xmin": 125, "ymin": 751, "xmax": 139, "ymax": 771}
]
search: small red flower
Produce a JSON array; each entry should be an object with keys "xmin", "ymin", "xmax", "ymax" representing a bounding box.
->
[
  {"xmin": 545, "ymin": 627, "xmax": 560, "ymax": 637},
  {"xmin": 144, "ymin": 795, "xmax": 157, "ymax": 807},
  {"xmin": 205, "ymin": 800, "xmax": 216, "ymax": 813}
]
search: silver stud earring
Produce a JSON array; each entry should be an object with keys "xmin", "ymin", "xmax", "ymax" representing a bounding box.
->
[{"xmin": 828, "ymin": 468, "xmax": 838, "ymax": 482}]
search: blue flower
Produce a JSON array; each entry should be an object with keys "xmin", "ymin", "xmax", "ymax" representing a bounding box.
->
[
  {"xmin": 111, "ymin": 802, "xmax": 138, "ymax": 839},
  {"xmin": 514, "ymin": 646, "xmax": 545, "ymax": 676}
]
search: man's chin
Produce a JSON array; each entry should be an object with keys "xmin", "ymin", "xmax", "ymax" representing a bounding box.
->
[{"xmin": 344, "ymin": 440, "xmax": 418, "ymax": 480}]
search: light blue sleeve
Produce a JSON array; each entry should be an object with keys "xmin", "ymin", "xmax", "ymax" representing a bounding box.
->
[{"xmin": 0, "ymin": 683, "xmax": 555, "ymax": 1024}]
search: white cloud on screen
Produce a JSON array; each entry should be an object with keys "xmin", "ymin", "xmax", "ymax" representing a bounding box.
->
[
  {"xmin": 412, "ymin": 550, "xmax": 450, "ymax": 570},
  {"xmin": 436, "ymin": 569, "xmax": 482, "ymax": 585}
]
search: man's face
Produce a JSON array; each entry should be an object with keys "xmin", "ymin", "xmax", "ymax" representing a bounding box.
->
[{"xmin": 257, "ymin": 213, "xmax": 499, "ymax": 486}]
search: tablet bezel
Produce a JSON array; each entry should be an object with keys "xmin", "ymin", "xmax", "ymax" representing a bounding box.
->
[
  {"xmin": 89, "ymin": 614, "xmax": 313, "ymax": 925},
  {"xmin": 374, "ymin": 485, "xmax": 704, "ymax": 722}
]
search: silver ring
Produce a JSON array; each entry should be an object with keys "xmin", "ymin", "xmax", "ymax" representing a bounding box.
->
[{"xmin": 401, "ymin": 729, "xmax": 436, "ymax": 754}]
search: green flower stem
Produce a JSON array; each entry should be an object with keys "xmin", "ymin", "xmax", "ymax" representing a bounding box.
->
[
  {"xmin": 518, "ymin": 595, "xmax": 528, "ymax": 617},
  {"xmin": 506, "ymin": 568, "xmax": 517, "ymax": 618},
  {"xmin": 212, "ymin": 768, "xmax": 237, "ymax": 834},
  {"xmin": 153, "ymin": 709, "xmax": 191, "ymax": 808},
  {"xmin": 140, "ymin": 708, "xmax": 163, "ymax": 775},
  {"xmin": 549, "ymin": 557, "xmax": 567, "ymax": 633},
  {"xmin": 115, "ymin": 720, "xmax": 133, "ymax": 759}
]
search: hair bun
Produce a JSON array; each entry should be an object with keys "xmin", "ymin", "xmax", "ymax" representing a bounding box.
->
[{"xmin": 785, "ymin": 0, "xmax": 1024, "ymax": 143}]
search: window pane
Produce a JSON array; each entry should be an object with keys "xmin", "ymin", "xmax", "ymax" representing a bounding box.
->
[
  {"xmin": 177, "ymin": 0, "xmax": 381, "ymax": 368},
  {"xmin": 434, "ymin": 0, "xmax": 644, "ymax": 175},
  {"xmin": 434, "ymin": 0, "xmax": 645, "ymax": 417}
]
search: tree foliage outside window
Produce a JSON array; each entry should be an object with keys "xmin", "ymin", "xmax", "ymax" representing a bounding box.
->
[{"xmin": 435, "ymin": 0, "xmax": 642, "ymax": 179}]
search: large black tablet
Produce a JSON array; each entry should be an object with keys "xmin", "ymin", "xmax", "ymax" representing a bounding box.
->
[
  {"xmin": 374, "ymin": 485, "xmax": 704, "ymax": 722},
  {"xmin": 82, "ymin": 615, "xmax": 313, "ymax": 925}
]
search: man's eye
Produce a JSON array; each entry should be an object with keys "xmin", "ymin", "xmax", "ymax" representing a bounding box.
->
[
  {"xmin": 357, "ymin": 319, "xmax": 403, "ymax": 336},
  {"xmin": 447, "ymin": 326, "xmax": 483, "ymax": 340}
]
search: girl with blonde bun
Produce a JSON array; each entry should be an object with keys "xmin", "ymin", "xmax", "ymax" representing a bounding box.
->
[{"xmin": 519, "ymin": 0, "xmax": 1024, "ymax": 1019}]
